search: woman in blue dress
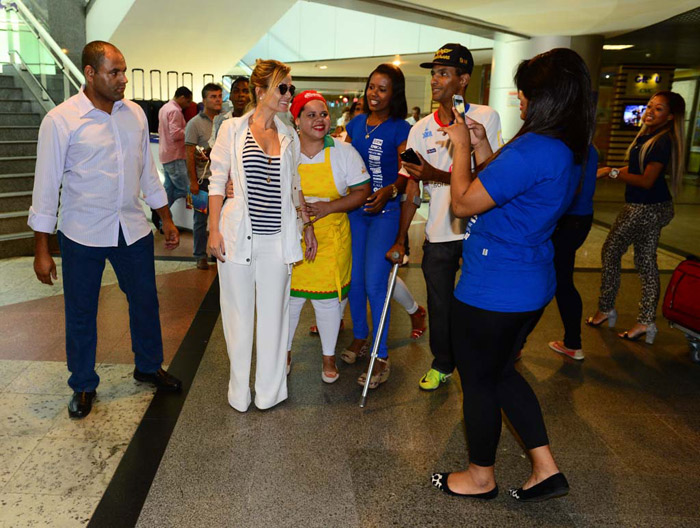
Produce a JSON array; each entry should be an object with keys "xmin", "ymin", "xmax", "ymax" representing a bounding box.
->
[
  {"xmin": 431, "ymin": 48, "xmax": 595, "ymax": 502},
  {"xmin": 343, "ymin": 63, "xmax": 412, "ymax": 388}
]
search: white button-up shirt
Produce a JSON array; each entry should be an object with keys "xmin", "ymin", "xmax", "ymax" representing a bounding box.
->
[{"xmin": 28, "ymin": 89, "xmax": 167, "ymax": 247}]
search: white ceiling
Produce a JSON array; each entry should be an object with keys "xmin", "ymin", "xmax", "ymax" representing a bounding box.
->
[
  {"xmin": 399, "ymin": 0, "xmax": 700, "ymax": 37},
  {"xmin": 287, "ymin": 50, "xmax": 492, "ymax": 79}
]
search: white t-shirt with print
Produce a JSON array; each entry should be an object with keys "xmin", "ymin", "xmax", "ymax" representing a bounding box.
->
[
  {"xmin": 299, "ymin": 139, "xmax": 369, "ymax": 197},
  {"xmin": 406, "ymin": 103, "xmax": 502, "ymax": 243}
]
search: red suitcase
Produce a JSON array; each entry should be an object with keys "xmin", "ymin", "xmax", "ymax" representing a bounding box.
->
[{"xmin": 663, "ymin": 257, "xmax": 700, "ymax": 363}]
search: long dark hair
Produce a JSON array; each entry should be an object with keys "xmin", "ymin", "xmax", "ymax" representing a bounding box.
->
[
  {"xmin": 512, "ymin": 48, "xmax": 594, "ymax": 165},
  {"xmin": 626, "ymin": 91, "xmax": 685, "ymax": 196},
  {"xmin": 363, "ymin": 63, "xmax": 407, "ymax": 121}
]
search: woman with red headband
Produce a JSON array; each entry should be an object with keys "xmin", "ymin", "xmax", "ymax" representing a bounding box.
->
[{"xmin": 287, "ymin": 91, "xmax": 371, "ymax": 382}]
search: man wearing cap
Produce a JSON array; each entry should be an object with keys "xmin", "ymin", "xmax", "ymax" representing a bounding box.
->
[{"xmin": 387, "ymin": 43, "xmax": 503, "ymax": 391}]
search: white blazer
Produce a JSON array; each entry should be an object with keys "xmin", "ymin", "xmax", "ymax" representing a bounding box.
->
[{"xmin": 209, "ymin": 110, "xmax": 303, "ymax": 265}]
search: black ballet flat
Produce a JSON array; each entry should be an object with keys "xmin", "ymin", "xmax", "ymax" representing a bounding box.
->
[
  {"xmin": 509, "ymin": 473, "xmax": 569, "ymax": 502},
  {"xmin": 431, "ymin": 473, "xmax": 499, "ymax": 500}
]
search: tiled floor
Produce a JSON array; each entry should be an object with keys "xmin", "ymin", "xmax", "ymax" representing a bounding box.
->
[
  {"xmin": 1, "ymin": 176, "xmax": 698, "ymax": 527},
  {"xmin": 0, "ymin": 232, "xmax": 216, "ymax": 527}
]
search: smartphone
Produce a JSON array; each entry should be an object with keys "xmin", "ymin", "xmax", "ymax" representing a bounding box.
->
[
  {"xmin": 400, "ymin": 148, "xmax": 421, "ymax": 165},
  {"xmin": 452, "ymin": 94, "xmax": 466, "ymax": 118}
]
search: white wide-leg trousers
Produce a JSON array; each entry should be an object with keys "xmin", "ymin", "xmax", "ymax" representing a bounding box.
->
[{"xmin": 218, "ymin": 234, "xmax": 290, "ymax": 412}]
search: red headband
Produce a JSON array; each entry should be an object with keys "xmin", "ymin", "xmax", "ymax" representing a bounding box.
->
[{"xmin": 290, "ymin": 90, "xmax": 327, "ymax": 119}]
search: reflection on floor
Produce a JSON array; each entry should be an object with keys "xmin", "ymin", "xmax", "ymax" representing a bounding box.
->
[
  {"xmin": 136, "ymin": 267, "xmax": 700, "ymax": 527},
  {"xmin": 0, "ymin": 237, "xmax": 216, "ymax": 527},
  {"xmin": 1, "ymin": 181, "xmax": 699, "ymax": 526}
]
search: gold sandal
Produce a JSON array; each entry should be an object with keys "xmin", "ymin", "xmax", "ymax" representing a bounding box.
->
[
  {"xmin": 341, "ymin": 341, "xmax": 368, "ymax": 364},
  {"xmin": 357, "ymin": 358, "xmax": 390, "ymax": 389}
]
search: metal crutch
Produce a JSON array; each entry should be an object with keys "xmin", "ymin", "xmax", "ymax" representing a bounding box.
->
[{"xmin": 360, "ymin": 252, "xmax": 401, "ymax": 408}]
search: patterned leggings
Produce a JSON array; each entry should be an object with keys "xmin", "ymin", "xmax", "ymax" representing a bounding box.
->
[{"xmin": 598, "ymin": 201, "xmax": 674, "ymax": 325}]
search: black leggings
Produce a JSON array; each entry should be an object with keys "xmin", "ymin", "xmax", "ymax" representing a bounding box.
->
[
  {"xmin": 451, "ymin": 298, "xmax": 549, "ymax": 467},
  {"xmin": 552, "ymin": 214, "xmax": 593, "ymax": 350}
]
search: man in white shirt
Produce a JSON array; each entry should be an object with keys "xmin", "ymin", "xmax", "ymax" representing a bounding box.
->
[
  {"xmin": 387, "ymin": 43, "xmax": 503, "ymax": 391},
  {"xmin": 406, "ymin": 106, "xmax": 421, "ymax": 126},
  {"xmin": 28, "ymin": 41, "xmax": 183, "ymax": 419}
]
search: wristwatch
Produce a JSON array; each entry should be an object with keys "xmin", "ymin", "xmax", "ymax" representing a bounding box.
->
[
  {"xmin": 390, "ymin": 184, "xmax": 398, "ymax": 199},
  {"xmin": 609, "ymin": 168, "xmax": 619, "ymax": 179}
]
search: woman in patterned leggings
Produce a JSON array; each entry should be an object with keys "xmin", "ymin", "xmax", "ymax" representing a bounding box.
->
[{"xmin": 587, "ymin": 91, "xmax": 686, "ymax": 343}]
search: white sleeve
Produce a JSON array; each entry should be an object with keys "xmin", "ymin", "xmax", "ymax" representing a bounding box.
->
[
  {"xmin": 484, "ymin": 109, "xmax": 503, "ymax": 152},
  {"xmin": 342, "ymin": 144, "xmax": 369, "ymax": 189},
  {"xmin": 139, "ymin": 110, "xmax": 167, "ymax": 209},
  {"xmin": 27, "ymin": 114, "xmax": 67, "ymax": 233},
  {"xmin": 209, "ymin": 119, "xmax": 233, "ymax": 197}
]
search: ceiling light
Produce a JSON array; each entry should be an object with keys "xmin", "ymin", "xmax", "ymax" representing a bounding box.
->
[
  {"xmin": 603, "ymin": 44, "xmax": 634, "ymax": 50},
  {"xmin": 61, "ymin": 48, "xmax": 69, "ymax": 54},
  {"xmin": 392, "ymin": 60, "xmax": 401, "ymax": 66},
  {"xmin": 319, "ymin": 65, "xmax": 327, "ymax": 70}
]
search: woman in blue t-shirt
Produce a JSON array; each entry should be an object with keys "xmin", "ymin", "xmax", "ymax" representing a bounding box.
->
[
  {"xmin": 343, "ymin": 64, "xmax": 414, "ymax": 388},
  {"xmin": 431, "ymin": 48, "xmax": 595, "ymax": 503},
  {"xmin": 587, "ymin": 91, "xmax": 686, "ymax": 344}
]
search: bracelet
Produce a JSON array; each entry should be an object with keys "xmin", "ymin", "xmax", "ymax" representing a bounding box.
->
[
  {"xmin": 303, "ymin": 221, "xmax": 314, "ymax": 229},
  {"xmin": 400, "ymin": 194, "xmax": 422, "ymax": 207}
]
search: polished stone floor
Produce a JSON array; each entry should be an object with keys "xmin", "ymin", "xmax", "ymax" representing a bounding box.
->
[{"xmin": 1, "ymin": 177, "xmax": 699, "ymax": 526}]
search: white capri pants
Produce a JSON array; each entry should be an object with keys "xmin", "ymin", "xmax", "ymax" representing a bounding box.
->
[
  {"xmin": 288, "ymin": 297, "xmax": 347, "ymax": 357},
  {"xmin": 218, "ymin": 234, "xmax": 290, "ymax": 412}
]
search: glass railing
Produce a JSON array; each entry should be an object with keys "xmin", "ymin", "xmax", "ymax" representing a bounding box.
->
[{"xmin": 0, "ymin": 0, "xmax": 82, "ymax": 107}]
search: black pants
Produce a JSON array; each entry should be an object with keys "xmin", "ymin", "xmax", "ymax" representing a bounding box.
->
[
  {"xmin": 422, "ymin": 240, "xmax": 463, "ymax": 374},
  {"xmin": 552, "ymin": 214, "xmax": 593, "ymax": 350},
  {"xmin": 452, "ymin": 298, "xmax": 549, "ymax": 467}
]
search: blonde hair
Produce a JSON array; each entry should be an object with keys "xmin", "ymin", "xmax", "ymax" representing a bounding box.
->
[
  {"xmin": 626, "ymin": 91, "xmax": 686, "ymax": 196},
  {"xmin": 248, "ymin": 59, "xmax": 291, "ymax": 110}
]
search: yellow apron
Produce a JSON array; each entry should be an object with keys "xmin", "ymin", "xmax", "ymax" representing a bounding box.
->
[{"xmin": 291, "ymin": 147, "xmax": 351, "ymax": 300}]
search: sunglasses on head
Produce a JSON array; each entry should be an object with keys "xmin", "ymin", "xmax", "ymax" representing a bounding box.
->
[{"xmin": 277, "ymin": 83, "xmax": 296, "ymax": 96}]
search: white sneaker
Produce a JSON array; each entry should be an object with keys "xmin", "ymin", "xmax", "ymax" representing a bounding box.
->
[{"xmin": 548, "ymin": 341, "xmax": 584, "ymax": 361}]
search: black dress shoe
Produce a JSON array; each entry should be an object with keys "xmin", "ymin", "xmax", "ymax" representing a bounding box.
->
[
  {"xmin": 509, "ymin": 473, "xmax": 569, "ymax": 502},
  {"xmin": 133, "ymin": 367, "xmax": 182, "ymax": 392},
  {"xmin": 68, "ymin": 391, "xmax": 96, "ymax": 419},
  {"xmin": 431, "ymin": 473, "xmax": 499, "ymax": 500}
]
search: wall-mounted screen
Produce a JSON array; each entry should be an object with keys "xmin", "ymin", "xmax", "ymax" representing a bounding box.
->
[{"xmin": 622, "ymin": 104, "xmax": 646, "ymax": 128}]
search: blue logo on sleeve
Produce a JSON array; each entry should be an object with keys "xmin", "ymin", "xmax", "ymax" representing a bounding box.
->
[{"xmin": 422, "ymin": 129, "xmax": 433, "ymax": 139}]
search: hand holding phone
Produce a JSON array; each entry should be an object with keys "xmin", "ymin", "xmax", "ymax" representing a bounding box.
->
[
  {"xmin": 400, "ymin": 148, "xmax": 421, "ymax": 165},
  {"xmin": 452, "ymin": 94, "xmax": 466, "ymax": 119}
]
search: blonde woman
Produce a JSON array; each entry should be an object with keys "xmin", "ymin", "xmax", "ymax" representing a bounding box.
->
[
  {"xmin": 208, "ymin": 60, "xmax": 317, "ymax": 412},
  {"xmin": 587, "ymin": 91, "xmax": 685, "ymax": 343}
]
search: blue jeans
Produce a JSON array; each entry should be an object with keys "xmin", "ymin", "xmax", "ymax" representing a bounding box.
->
[
  {"xmin": 348, "ymin": 206, "xmax": 400, "ymax": 358},
  {"xmin": 193, "ymin": 178, "xmax": 209, "ymax": 259},
  {"xmin": 58, "ymin": 229, "xmax": 164, "ymax": 392},
  {"xmin": 163, "ymin": 159, "xmax": 189, "ymax": 207}
]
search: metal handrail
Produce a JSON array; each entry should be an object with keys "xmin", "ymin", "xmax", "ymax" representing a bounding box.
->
[
  {"xmin": 166, "ymin": 71, "xmax": 178, "ymax": 98},
  {"xmin": 2, "ymin": 0, "xmax": 84, "ymax": 89},
  {"xmin": 8, "ymin": 49, "xmax": 55, "ymax": 112}
]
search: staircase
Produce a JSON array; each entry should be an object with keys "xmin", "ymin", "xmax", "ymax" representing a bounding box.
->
[{"xmin": 0, "ymin": 71, "xmax": 42, "ymax": 258}]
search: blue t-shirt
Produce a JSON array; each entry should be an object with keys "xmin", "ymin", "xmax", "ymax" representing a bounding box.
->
[
  {"xmin": 565, "ymin": 145, "xmax": 598, "ymax": 216},
  {"xmin": 454, "ymin": 133, "xmax": 580, "ymax": 313},
  {"xmin": 346, "ymin": 114, "xmax": 411, "ymax": 211},
  {"xmin": 625, "ymin": 131, "xmax": 672, "ymax": 204}
]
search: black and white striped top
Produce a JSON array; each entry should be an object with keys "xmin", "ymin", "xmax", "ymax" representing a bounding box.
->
[{"xmin": 242, "ymin": 129, "xmax": 282, "ymax": 235}]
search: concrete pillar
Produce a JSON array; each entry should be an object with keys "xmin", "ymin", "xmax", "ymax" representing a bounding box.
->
[{"xmin": 489, "ymin": 34, "xmax": 603, "ymax": 142}]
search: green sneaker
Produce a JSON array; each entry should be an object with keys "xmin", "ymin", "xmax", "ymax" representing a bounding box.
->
[{"xmin": 419, "ymin": 368, "xmax": 451, "ymax": 391}]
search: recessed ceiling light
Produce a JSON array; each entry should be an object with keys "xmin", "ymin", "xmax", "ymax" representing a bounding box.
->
[
  {"xmin": 603, "ymin": 44, "xmax": 634, "ymax": 50},
  {"xmin": 392, "ymin": 60, "xmax": 401, "ymax": 66},
  {"xmin": 319, "ymin": 65, "xmax": 327, "ymax": 70}
]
